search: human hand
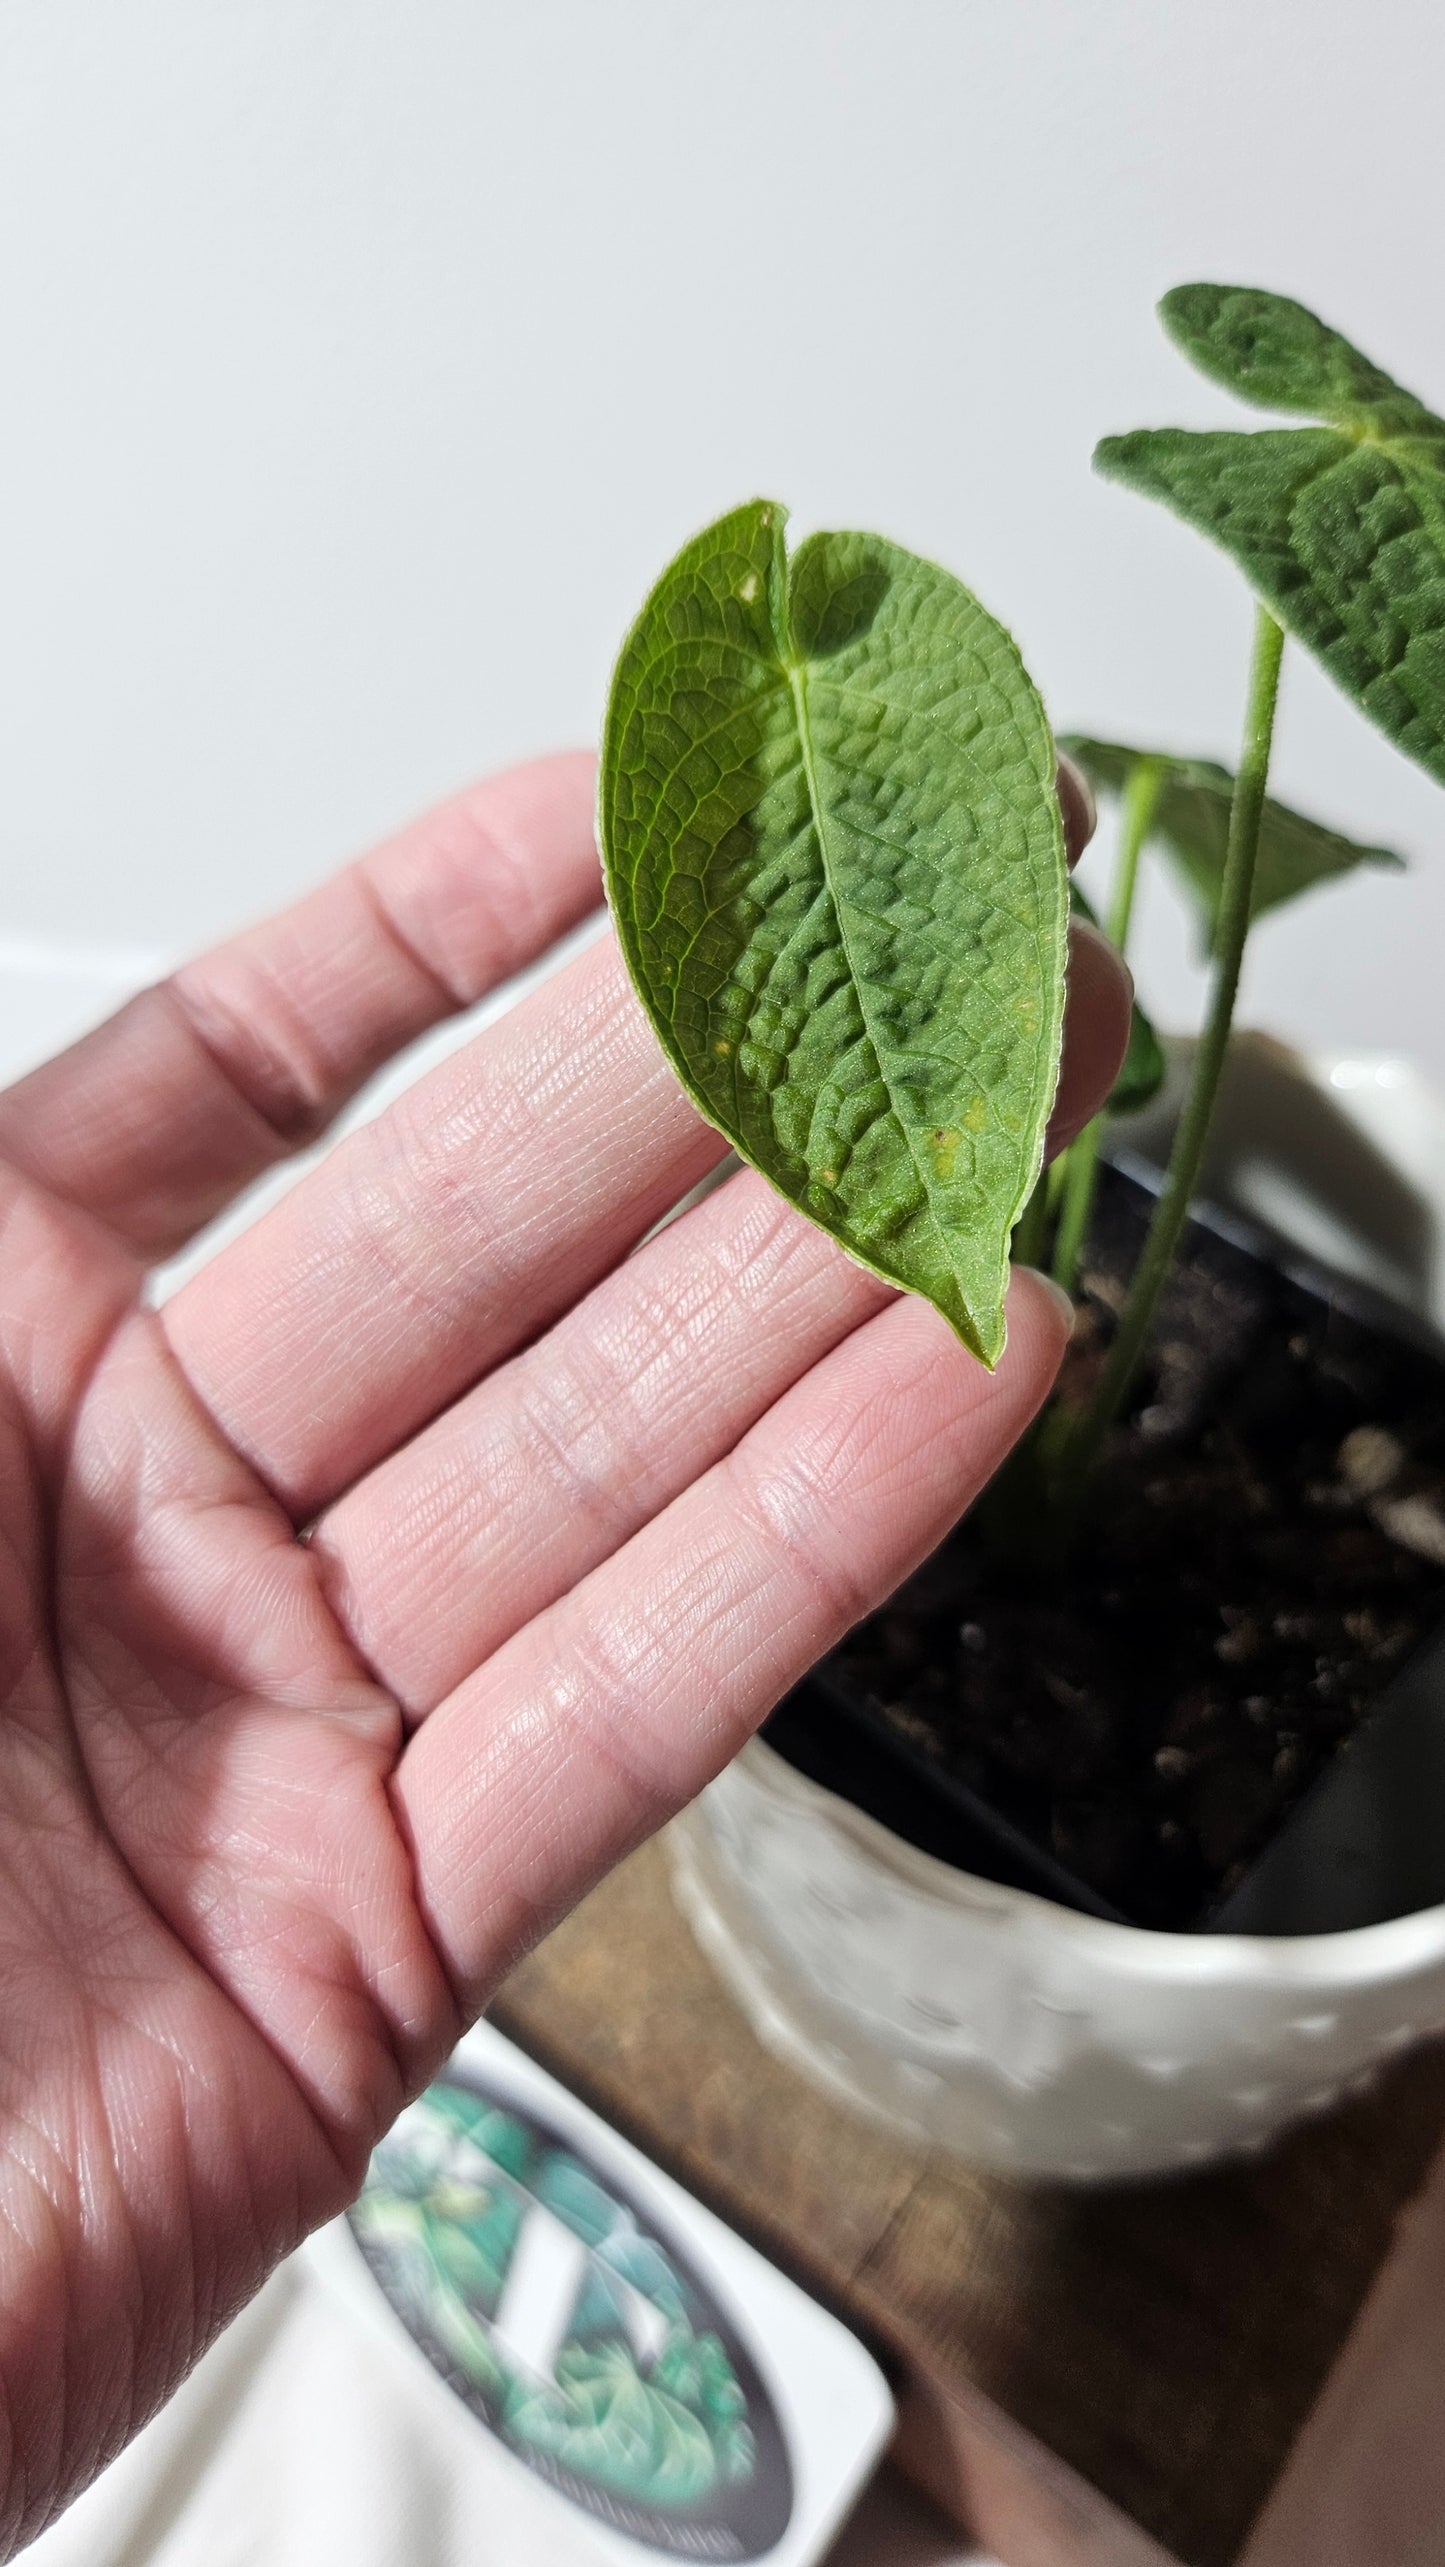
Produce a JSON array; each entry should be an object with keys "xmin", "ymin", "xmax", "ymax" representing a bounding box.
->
[{"xmin": 0, "ymin": 750, "xmax": 1124, "ymax": 2549}]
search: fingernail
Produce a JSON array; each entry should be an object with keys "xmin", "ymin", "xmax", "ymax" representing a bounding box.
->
[{"xmin": 1015, "ymin": 1264, "xmax": 1077, "ymax": 1330}]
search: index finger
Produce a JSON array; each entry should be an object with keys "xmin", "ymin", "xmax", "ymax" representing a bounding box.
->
[{"xmin": 0, "ymin": 752, "xmax": 601, "ymax": 1258}]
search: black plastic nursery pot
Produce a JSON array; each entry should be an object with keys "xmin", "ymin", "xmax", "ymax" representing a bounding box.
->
[{"xmin": 763, "ymin": 1156, "xmax": 1445, "ymax": 1940}]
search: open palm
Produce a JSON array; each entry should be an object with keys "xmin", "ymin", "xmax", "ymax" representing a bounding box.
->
[{"xmin": 0, "ymin": 752, "xmax": 1122, "ymax": 2552}]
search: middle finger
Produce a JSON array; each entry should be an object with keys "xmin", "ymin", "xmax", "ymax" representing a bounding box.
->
[{"xmin": 311, "ymin": 1166, "xmax": 894, "ymax": 1715}]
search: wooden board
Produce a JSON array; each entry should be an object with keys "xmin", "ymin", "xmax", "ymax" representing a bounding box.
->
[{"xmin": 493, "ymin": 1833, "xmax": 1445, "ymax": 2567}]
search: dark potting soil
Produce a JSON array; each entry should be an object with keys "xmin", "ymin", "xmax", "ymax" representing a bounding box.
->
[{"xmin": 824, "ymin": 1163, "xmax": 1445, "ymax": 1931}]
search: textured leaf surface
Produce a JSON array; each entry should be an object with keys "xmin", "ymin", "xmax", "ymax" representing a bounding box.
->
[
  {"xmin": 600, "ymin": 500, "xmax": 1069, "ymax": 1365},
  {"xmin": 1095, "ymin": 286, "xmax": 1445, "ymax": 786},
  {"xmin": 1063, "ymin": 733, "xmax": 1404, "ymax": 952},
  {"xmin": 1068, "ymin": 878, "xmax": 1166, "ymax": 1111}
]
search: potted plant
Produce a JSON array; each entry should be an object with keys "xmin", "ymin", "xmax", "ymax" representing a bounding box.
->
[{"xmin": 597, "ymin": 285, "xmax": 1445, "ymax": 2179}]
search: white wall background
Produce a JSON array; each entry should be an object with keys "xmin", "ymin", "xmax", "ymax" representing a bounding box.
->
[{"xmin": 2, "ymin": 0, "xmax": 1444, "ymax": 1072}]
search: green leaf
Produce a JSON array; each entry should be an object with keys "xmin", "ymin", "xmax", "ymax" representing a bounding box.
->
[
  {"xmin": 599, "ymin": 500, "xmax": 1070, "ymax": 1366},
  {"xmin": 1158, "ymin": 283, "xmax": 1441, "ymax": 435},
  {"xmin": 1066, "ymin": 877, "xmax": 1165, "ymax": 1112},
  {"xmin": 1062, "ymin": 733, "xmax": 1404, "ymax": 953},
  {"xmin": 1094, "ymin": 285, "xmax": 1445, "ymax": 787}
]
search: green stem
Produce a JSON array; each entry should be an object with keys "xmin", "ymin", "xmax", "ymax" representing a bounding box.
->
[
  {"xmin": 1048, "ymin": 1119, "xmax": 1104, "ymax": 1293},
  {"xmin": 1105, "ymin": 752, "xmax": 1163, "ymax": 948},
  {"xmin": 1050, "ymin": 755, "xmax": 1165, "ymax": 1294},
  {"xmin": 1012, "ymin": 1165, "xmax": 1052, "ymax": 1267},
  {"xmin": 1052, "ymin": 607, "xmax": 1285, "ymax": 1499}
]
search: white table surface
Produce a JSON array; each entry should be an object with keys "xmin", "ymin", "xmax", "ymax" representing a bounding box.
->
[{"xmin": 20, "ymin": 2248, "xmax": 989, "ymax": 2567}]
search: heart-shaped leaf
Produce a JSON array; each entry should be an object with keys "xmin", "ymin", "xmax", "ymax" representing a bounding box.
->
[
  {"xmin": 1062, "ymin": 732, "xmax": 1404, "ymax": 955},
  {"xmin": 599, "ymin": 500, "xmax": 1070, "ymax": 1365},
  {"xmin": 1067, "ymin": 877, "xmax": 1166, "ymax": 1110},
  {"xmin": 1095, "ymin": 286, "xmax": 1445, "ymax": 787}
]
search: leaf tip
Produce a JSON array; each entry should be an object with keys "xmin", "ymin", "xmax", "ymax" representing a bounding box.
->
[
  {"xmin": 1158, "ymin": 280, "xmax": 1222, "ymax": 339},
  {"xmin": 952, "ymin": 1291, "xmax": 1004, "ymax": 1373},
  {"xmin": 1091, "ymin": 431, "xmax": 1141, "ymax": 482},
  {"xmin": 975, "ymin": 1325, "xmax": 1005, "ymax": 1375}
]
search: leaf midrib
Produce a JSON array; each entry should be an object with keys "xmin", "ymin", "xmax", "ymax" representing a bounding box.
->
[{"xmin": 781, "ymin": 646, "xmax": 963, "ymax": 1280}]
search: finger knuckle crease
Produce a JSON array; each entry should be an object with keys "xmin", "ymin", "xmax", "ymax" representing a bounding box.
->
[{"xmin": 164, "ymin": 973, "xmax": 331, "ymax": 1147}]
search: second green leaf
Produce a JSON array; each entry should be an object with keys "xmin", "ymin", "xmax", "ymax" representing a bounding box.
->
[{"xmin": 1063, "ymin": 733, "xmax": 1405, "ymax": 955}]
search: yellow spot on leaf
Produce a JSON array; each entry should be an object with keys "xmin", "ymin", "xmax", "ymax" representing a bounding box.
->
[
  {"xmin": 738, "ymin": 572, "xmax": 760, "ymax": 603},
  {"xmin": 714, "ymin": 1039, "xmax": 732, "ymax": 1055},
  {"xmin": 931, "ymin": 1124, "xmax": 962, "ymax": 1177},
  {"xmin": 819, "ymin": 1167, "xmax": 838, "ymax": 1186}
]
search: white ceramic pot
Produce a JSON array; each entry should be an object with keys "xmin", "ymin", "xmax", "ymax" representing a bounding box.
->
[{"xmin": 669, "ymin": 1045, "xmax": 1445, "ymax": 2179}]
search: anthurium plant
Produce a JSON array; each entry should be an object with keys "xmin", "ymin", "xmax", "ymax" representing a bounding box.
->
[{"xmin": 598, "ymin": 285, "xmax": 1435, "ymax": 1525}]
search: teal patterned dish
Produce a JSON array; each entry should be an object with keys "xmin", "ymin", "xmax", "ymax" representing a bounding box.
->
[{"xmin": 350, "ymin": 2074, "xmax": 792, "ymax": 2557}]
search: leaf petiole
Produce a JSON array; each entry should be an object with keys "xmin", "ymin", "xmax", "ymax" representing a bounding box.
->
[{"xmin": 1050, "ymin": 754, "xmax": 1165, "ymax": 1295}]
